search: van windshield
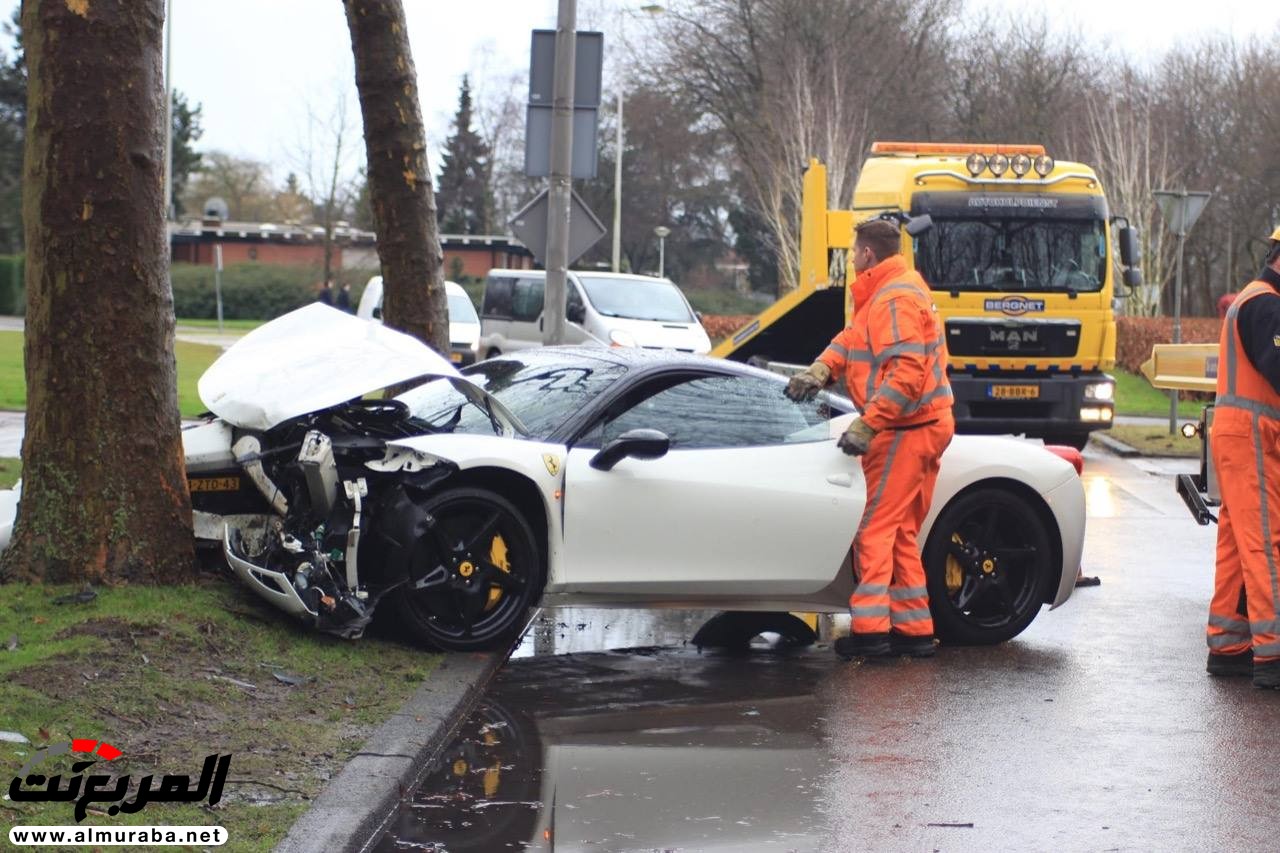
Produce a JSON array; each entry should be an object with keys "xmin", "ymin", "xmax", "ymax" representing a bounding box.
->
[
  {"xmin": 447, "ymin": 293, "xmax": 478, "ymax": 323},
  {"xmin": 578, "ymin": 276, "xmax": 695, "ymax": 323}
]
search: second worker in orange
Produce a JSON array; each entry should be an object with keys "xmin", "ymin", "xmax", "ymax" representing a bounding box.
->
[{"xmin": 786, "ymin": 218, "xmax": 955, "ymax": 659}]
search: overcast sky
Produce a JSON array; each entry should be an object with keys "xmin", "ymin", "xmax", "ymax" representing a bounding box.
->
[{"xmin": 0, "ymin": 0, "xmax": 1275, "ymax": 183}]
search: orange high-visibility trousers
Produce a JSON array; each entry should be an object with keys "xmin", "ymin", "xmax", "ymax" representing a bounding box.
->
[
  {"xmin": 849, "ymin": 412, "xmax": 955, "ymax": 637},
  {"xmin": 1208, "ymin": 407, "xmax": 1280, "ymax": 661}
]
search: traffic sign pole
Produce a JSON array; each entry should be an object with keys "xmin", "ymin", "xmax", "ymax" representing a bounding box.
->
[{"xmin": 544, "ymin": 0, "xmax": 577, "ymax": 346}]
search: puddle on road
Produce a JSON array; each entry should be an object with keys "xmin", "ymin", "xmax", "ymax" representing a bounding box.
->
[{"xmin": 371, "ymin": 646, "xmax": 837, "ymax": 852}]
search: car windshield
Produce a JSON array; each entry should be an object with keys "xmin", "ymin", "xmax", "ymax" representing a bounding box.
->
[
  {"xmin": 447, "ymin": 292, "xmax": 478, "ymax": 323},
  {"xmin": 915, "ymin": 218, "xmax": 1108, "ymax": 293},
  {"xmin": 578, "ymin": 275, "xmax": 696, "ymax": 322},
  {"xmin": 396, "ymin": 350, "xmax": 626, "ymax": 440}
]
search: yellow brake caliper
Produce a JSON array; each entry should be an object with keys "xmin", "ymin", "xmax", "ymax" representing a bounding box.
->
[
  {"xmin": 946, "ymin": 533, "xmax": 965, "ymax": 594},
  {"xmin": 485, "ymin": 534, "xmax": 511, "ymax": 609}
]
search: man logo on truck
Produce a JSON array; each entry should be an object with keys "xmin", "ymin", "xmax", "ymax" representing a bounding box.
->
[
  {"xmin": 984, "ymin": 296, "xmax": 1046, "ymax": 316},
  {"xmin": 990, "ymin": 327, "xmax": 1039, "ymax": 350}
]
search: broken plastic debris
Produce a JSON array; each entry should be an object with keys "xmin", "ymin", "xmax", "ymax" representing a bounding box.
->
[
  {"xmin": 272, "ymin": 670, "xmax": 309, "ymax": 686},
  {"xmin": 0, "ymin": 730, "xmax": 30, "ymax": 744}
]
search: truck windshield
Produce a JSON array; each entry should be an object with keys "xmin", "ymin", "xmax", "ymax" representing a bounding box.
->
[{"xmin": 915, "ymin": 218, "xmax": 1107, "ymax": 294}]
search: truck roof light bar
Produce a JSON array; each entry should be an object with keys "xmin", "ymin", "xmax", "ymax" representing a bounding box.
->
[{"xmin": 870, "ymin": 141, "xmax": 1047, "ymax": 157}]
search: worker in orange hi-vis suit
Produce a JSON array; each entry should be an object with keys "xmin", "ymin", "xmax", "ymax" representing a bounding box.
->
[
  {"xmin": 1206, "ymin": 225, "xmax": 1280, "ymax": 690},
  {"xmin": 785, "ymin": 218, "xmax": 954, "ymax": 660}
]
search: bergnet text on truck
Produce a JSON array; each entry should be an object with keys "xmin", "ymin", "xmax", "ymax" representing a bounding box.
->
[{"xmin": 715, "ymin": 142, "xmax": 1143, "ymax": 449}]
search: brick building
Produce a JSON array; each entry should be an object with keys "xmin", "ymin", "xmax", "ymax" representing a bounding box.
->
[{"xmin": 169, "ymin": 219, "xmax": 535, "ymax": 279}]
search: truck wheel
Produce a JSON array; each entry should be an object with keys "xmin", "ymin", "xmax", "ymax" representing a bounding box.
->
[{"xmin": 1044, "ymin": 433, "xmax": 1090, "ymax": 451}]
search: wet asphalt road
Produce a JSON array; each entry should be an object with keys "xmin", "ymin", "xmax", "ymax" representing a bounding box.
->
[{"xmin": 370, "ymin": 448, "xmax": 1280, "ymax": 852}]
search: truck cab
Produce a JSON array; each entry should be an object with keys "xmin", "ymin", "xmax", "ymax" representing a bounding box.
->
[{"xmin": 715, "ymin": 142, "xmax": 1143, "ymax": 449}]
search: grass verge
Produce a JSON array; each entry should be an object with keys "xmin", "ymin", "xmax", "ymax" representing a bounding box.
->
[
  {"xmin": 0, "ymin": 331, "xmax": 221, "ymax": 418},
  {"xmin": 1112, "ymin": 369, "xmax": 1206, "ymax": 419},
  {"xmin": 0, "ymin": 579, "xmax": 440, "ymax": 850},
  {"xmin": 176, "ymin": 318, "xmax": 264, "ymax": 331},
  {"xmin": 1101, "ymin": 424, "xmax": 1200, "ymax": 458}
]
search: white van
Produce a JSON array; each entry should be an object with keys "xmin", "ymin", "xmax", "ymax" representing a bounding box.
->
[
  {"xmin": 357, "ymin": 276, "xmax": 481, "ymax": 365},
  {"xmin": 478, "ymin": 269, "xmax": 711, "ymax": 357}
]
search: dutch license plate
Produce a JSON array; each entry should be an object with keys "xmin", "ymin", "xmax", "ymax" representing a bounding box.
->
[
  {"xmin": 450, "ymin": 352, "xmax": 463, "ymax": 363},
  {"xmin": 988, "ymin": 384, "xmax": 1040, "ymax": 400},
  {"xmin": 188, "ymin": 476, "xmax": 241, "ymax": 493}
]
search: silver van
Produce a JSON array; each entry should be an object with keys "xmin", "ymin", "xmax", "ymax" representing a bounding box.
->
[{"xmin": 479, "ymin": 269, "xmax": 711, "ymax": 357}]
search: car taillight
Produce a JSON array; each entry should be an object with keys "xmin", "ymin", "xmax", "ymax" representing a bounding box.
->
[{"xmin": 1043, "ymin": 444, "xmax": 1084, "ymax": 475}]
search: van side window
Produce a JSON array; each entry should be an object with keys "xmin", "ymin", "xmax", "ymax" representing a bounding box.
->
[
  {"xmin": 511, "ymin": 277, "xmax": 545, "ymax": 322},
  {"xmin": 483, "ymin": 276, "xmax": 515, "ymax": 318}
]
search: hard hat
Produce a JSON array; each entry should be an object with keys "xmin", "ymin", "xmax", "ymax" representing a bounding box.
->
[{"xmin": 1272, "ymin": 225, "xmax": 1280, "ymax": 242}]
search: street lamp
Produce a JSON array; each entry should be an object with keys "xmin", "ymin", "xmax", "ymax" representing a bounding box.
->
[
  {"xmin": 611, "ymin": 4, "xmax": 664, "ymax": 273},
  {"xmin": 654, "ymin": 225, "xmax": 671, "ymax": 278}
]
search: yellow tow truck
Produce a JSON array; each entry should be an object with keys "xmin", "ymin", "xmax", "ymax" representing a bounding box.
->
[{"xmin": 714, "ymin": 142, "xmax": 1145, "ymax": 449}]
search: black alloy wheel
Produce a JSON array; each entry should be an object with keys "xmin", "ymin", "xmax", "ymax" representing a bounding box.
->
[
  {"xmin": 923, "ymin": 486, "xmax": 1056, "ymax": 645},
  {"xmin": 389, "ymin": 486, "xmax": 543, "ymax": 652}
]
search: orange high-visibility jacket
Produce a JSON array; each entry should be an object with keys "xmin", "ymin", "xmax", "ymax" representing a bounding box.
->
[
  {"xmin": 818, "ymin": 255, "xmax": 952, "ymax": 431},
  {"xmin": 1216, "ymin": 278, "xmax": 1280, "ymax": 417}
]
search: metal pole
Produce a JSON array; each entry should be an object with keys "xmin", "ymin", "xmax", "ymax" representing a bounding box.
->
[
  {"xmin": 543, "ymin": 0, "xmax": 576, "ymax": 346},
  {"xmin": 611, "ymin": 88, "xmax": 623, "ymax": 273},
  {"xmin": 214, "ymin": 244, "xmax": 224, "ymax": 335},
  {"xmin": 1168, "ymin": 226, "xmax": 1186, "ymax": 434},
  {"xmin": 163, "ymin": 0, "xmax": 174, "ymax": 222},
  {"xmin": 658, "ymin": 234, "xmax": 665, "ymax": 278}
]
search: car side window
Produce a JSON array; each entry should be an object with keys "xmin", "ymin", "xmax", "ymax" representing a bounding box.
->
[
  {"xmin": 511, "ymin": 277, "xmax": 545, "ymax": 322},
  {"xmin": 567, "ymin": 283, "xmax": 585, "ymax": 319},
  {"xmin": 582, "ymin": 374, "xmax": 833, "ymax": 450},
  {"xmin": 483, "ymin": 276, "xmax": 514, "ymax": 319}
]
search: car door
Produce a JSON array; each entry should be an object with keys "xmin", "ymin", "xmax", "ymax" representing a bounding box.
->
[{"xmin": 559, "ymin": 372, "xmax": 864, "ymax": 596}]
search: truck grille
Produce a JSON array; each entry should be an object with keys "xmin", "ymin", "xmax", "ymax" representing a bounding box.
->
[{"xmin": 945, "ymin": 317, "xmax": 1081, "ymax": 358}]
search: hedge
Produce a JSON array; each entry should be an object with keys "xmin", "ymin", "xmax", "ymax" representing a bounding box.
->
[
  {"xmin": 1115, "ymin": 316, "xmax": 1221, "ymax": 374},
  {"xmin": 170, "ymin": 262, "xmax": 325, "ymax": 320},
  {"xmin": 0, "ymin": 254, "xmax": 23, "ymax": 316}
]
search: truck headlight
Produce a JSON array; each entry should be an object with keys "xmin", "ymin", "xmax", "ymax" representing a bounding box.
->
[
  {"xmin": 965, "ymin": 153, "xmax": 987, "ymax": 177},
  {"xmin": 1084, "ymin": 381, "xmax": 1115, "ymax": 402},
  {"xmin": 1080, "ymin": 406, "xmax": 1113, "ymax": 423}
]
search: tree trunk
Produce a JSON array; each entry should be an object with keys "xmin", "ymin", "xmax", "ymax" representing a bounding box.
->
[
  {"xmin": 343, "ymin": 0, "xmax": 448, "ymax": 354},
  {"xmin": 1, "ymin": 0, "xmax": 194, "ymax": 584}
]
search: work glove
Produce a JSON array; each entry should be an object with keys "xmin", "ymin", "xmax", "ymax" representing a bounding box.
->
[
  {"xmin": 784, "ymin": 361, "xmax": 831, "ymax": 402},
  {"xmin": 837, "ymin": 417, "xmax": 877, "ymax": 456}
]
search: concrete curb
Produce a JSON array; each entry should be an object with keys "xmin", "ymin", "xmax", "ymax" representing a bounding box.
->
[
  {"xmin": 274, "ymin": 649, "xmax": 507, "ymax": 853},
  {"xmin": 1090, "ymin": 432, "xmax": 1140, "ymax": 458}
]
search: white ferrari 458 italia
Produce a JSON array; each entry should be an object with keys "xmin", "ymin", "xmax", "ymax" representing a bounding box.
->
[{"xmin": 0, "ymin": 305, "xmax": 1086, "ymax": 651}]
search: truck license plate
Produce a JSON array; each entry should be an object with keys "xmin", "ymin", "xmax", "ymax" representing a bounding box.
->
[{"xmin": 988, "ymin": 384, "xmax": 1039, "ymax": 400}]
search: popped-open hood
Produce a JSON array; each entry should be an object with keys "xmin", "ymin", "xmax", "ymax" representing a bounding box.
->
[{"xmin": 199, "ymin": 303, "xmax": 463, "ymax": 431}]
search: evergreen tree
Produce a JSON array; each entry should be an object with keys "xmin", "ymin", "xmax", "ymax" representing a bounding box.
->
[
  {"xmin": 0, "ymin": 10, "xmax": 26, "ymax": 254},
  {"xmin": 435, "ymin": 76, "xmax": 492, "ymax": 234},
  {"xmin": 170, "ymin": 90, "xmax": 203, "ymax": 216}
]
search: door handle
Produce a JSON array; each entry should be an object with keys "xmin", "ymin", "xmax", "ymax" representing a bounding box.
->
[
  {"xmin": 539, "ymin": 316, "xmax": 544, "ymax": 331},
  {"xmin": 826, "ymin": 473, "xmax": 852, "ymax": 488}
]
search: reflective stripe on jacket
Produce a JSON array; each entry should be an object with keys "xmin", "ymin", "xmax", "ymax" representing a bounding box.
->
[
  {"xmin": 1217, "ymin": 279, "xmax": 1280, "ymax": 421},
  {"xmin": 818, "ymin": 255, "xmax": 952, "ymax": 431}
]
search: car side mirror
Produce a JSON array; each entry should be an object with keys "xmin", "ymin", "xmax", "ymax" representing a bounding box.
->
[
  {"xmin": 1123, "ymin": 267, "xmax": 1143, "ymax": 287},
  {"xmin": 589, "ymin": 428, "xmax": 671, "ymax": 471},
  {"xmin": 567, "ymin": 302, "xmax": 586, "ymax": 324}
]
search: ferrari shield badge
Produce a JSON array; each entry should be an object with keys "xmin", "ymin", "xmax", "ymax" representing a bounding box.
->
[{"xmin": 543, "ymin": 454, "xmax": 561, "ymax": 477}]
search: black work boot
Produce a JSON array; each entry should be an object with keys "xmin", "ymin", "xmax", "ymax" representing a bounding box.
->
[
  {"xmin": 890, "ymin": 632, "xmax": 938, "ymax": 658},
  {"xmin": 834, "ymin": 632, "xmax": 891, "ymax": 660},
  {"xmin": 1206, "ymin": 649, "xmax": 1253, "ymax": 677},
  {"xmin": 1253, "ymin": 659, "xmax": 1280, "ymax": 690}
]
